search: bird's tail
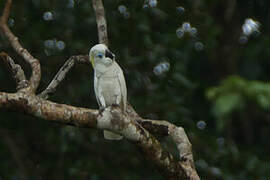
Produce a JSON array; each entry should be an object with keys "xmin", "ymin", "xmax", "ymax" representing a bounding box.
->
[{"xmin": 103, "ymin": 130, "xmax": 123, "ymax": 140}]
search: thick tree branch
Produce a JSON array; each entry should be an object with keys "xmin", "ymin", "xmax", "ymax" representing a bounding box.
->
[
  {"xmin": 0, "ymin": 0, "xmax": 41, "ymax": 92},
  {"xmin": 39, "ymin": 55, "xmax": 89, "ymax": 99},
  {"xmin": 0, "ymin": 52, "xmax": 29, "ymax": 90},
  {"xmin": 92, "ymin": 0, "xmax": 109, "ymax": 46},
  {"xmin": 0, "ymin": 91, "xmax": 199, "ymax": 179}
]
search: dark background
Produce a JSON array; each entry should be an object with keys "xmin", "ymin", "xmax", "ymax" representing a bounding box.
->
[{"xmin": 0, "ymin": 0, "xmax": 270, "ymax": 179}]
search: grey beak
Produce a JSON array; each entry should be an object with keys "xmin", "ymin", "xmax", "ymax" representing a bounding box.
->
[{"xmin": 105, "ymin": 49, "xmax": 115, "ymax": 60}]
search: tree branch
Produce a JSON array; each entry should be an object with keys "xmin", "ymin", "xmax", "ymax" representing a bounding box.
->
[
  {"xmin": 39, "ymin": 55, "xmax": 89, "ymax": 99},
  {"xmin": 137, "ymin": 119, "xmax": 197, "ymax": 176},
  {"xmin": 0, "ymin": 91, "xmax": 199, "ymax": 179},
  {"xmin": 0, "ymin": 0, "xmax": 41, "ymax": 92},
  {"xmin": 92, "ymin": 0, "xmax": 109, "ymax": 46},
  {"xmin": 0, "ymin": 0, "xmax": 11, "ymax": 24},
  {"xmin": 0, "ymin": 52, "xmax": 29, "ymax": 90}
]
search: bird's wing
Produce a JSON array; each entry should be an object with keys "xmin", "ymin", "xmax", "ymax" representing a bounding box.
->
[
  {"xmin": 115, "ymin": 62, "xmax": 127, "ymax": 111},
  {"xmin": 94, "ymin": 73, "xmax": 102, "ymax": 108}
]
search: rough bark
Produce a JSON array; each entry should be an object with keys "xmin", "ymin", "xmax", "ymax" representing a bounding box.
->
[
  {"xmin": 0, "ymin": 0, "xmax": 200, "ymax": 179},
  {"xmin": 92, "ymin": 0, "xmax": 109, "ymax": 46},
  {"xmin": 0, "ymin": 91, "xmax": 199, "ymax": 179},
  {"xmin": 0, "ymin": 52, "xmax": 29, "ymax": 90}
]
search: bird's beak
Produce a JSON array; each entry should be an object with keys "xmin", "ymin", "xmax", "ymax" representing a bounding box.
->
[
  {"xmin": 90, "ymin": 55, "xmax": 95, "ymax": 67},
  {"xmin": 105, "ymin": 49, "xmax": 115, "ymax": 60}
]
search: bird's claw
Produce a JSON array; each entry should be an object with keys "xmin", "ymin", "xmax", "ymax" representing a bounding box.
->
[
  {"xmin": 99, "ymin": 107, "xmax": 105, "ymax": 115},
  {"xmin": 111, "ymin": 104, "xmax": 120, "ymax": 109}
]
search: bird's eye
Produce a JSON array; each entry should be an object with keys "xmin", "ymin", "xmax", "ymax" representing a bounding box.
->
[{"xmin": 97, "ymin": 53, "xmax": 103, "ymax": 58}]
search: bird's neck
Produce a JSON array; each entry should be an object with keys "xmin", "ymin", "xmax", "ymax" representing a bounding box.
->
[{"xmin": 94, "ymin": 61, "xmax": 115, "ymax": 77}]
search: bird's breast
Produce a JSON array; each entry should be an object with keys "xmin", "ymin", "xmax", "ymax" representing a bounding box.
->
[{"xmin": 97, "ymin": 75, "xmax": 121, "ymax": 106}]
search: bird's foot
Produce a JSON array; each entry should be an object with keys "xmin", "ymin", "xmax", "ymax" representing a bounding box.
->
[
  {"xmin": 111, "ymin": 104, "xmax": 120, "ymax": 109},
  {"xmin": 98, "ymin": 107, "xmax": 105, "ymax": 115}
]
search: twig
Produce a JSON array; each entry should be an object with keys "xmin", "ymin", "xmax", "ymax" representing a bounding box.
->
[
  {"xmin": 38, "ymin": 55, "xmax": 89, "ymax": 99},
  {"xmin": 0, "ymin": 52, "xmax": 29, "ymax": 90},
  {"xmin": 0, "ymin": 0, "xmax": 41, "ymax": 92},
  {"xmin": 92, "ymin": 0, "xmax": 109, "ymax": 46}
]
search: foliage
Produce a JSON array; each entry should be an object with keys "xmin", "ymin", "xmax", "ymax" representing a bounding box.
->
[{"xmin": 207, "ymin": 76, "xmax": 270, "ymax": 130}]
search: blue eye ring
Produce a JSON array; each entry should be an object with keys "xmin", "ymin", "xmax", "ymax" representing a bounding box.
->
[{"xmin": 97, "ymin": 53, "xmax": 103, "ymax": 58}]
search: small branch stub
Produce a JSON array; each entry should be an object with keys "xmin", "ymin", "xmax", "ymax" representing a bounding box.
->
[{"xmin": 0, "ymin": 52, "xmax": 29, "ymax": 90}]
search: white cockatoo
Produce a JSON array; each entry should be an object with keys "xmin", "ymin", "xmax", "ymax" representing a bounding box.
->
[{"xmin": 89, "ymin": 44, "xmax": 127, "ymax": 140}]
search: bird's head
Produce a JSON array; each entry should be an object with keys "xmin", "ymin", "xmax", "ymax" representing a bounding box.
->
[{"xmin": 89, "ymin": 44, "xmax": 115, "ymax": 68}]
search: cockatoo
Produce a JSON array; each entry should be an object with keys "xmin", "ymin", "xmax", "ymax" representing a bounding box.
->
[{"xmin": 89, "ymin": 44, "xmax": 127, "ymax": 140}]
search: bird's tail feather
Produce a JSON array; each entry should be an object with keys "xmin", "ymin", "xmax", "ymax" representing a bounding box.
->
[{"xmin": 104, "ymin": 130, "xmax": 123, "ymax": 140}]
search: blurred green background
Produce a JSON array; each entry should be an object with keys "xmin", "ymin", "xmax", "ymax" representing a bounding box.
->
[{"xmin": 1, "ymin": 0, "xmax": 270, "ymax": 179}]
